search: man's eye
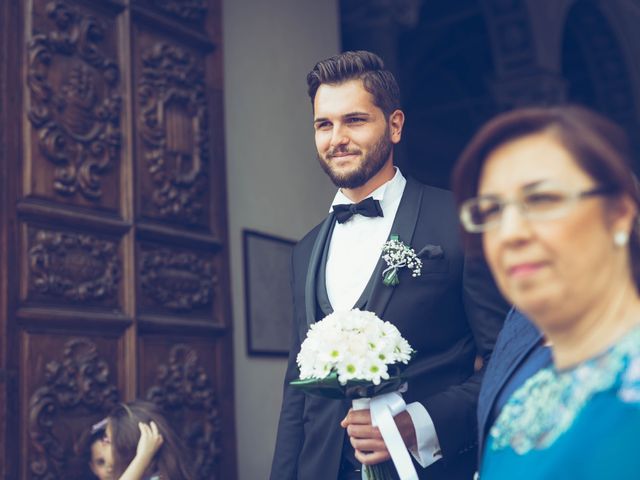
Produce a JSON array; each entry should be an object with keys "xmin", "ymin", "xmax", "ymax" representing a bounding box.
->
[
  {"xmin": 346, "ymin": 117, "xmax": 365, "ymax": 124},
  {"xmin": 96, "ymin": 459, "xmax": 105, "ymax": 467},
  {"xmin": 314, "ymin": 121, "xmax": 331, "ymax": 130}
]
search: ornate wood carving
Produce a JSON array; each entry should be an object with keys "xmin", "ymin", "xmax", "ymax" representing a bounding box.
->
[
  {"xmin": 29, "ymin": 338, "xmax": 119, "ymax": 479},
  {"xmin": 151, "ymin": 0, "xmax": 208, "ymax": 22},
  {"xmin": 6, "ymin": 0, "xmax": 235, "ymax": 478},
  {"xmin": 28, "ymin": 227, "xmax": 121, "ymax": 303},
  {"xmin": 481, "ymin": 0, "xmax": 535, "ymax": 75},
  {"xmin": 27, "ymin": 0, "xmax": 122, "ymax": 201},
  {"xmin": 146, "ymin": 344, "xmax": 222, "ymax": 480},
  {"xmin": 481, "ymin": 0, "xmax": 550, "ymax": 108},
  {"xmin": 139, "ymin": 244, "xmax": 215, "ymax": 311},
  {"xmin": 138, "ymin": 42, "xmax": 209, "ymax": 224}
]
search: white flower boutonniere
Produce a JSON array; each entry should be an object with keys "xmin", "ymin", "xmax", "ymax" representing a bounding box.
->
[{"xmin": 381, "ymin": 234, "xmax": 422, "ymax": 287}]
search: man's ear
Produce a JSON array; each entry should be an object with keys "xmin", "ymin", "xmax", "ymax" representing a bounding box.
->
[{"xmin": 389, "ymin": 109, "xmax": 405, "ymax": 144}]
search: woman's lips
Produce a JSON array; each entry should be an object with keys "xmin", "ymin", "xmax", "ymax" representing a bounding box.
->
[{"xmin": 507, "ymin": 262, "xmax": 546, "ymax": 278}]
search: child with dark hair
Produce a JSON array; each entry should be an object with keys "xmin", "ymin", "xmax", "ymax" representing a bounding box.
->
[
  {"xmin": 106, "ymin": 400, "xmax": 194, "ymax": 480},
  {"xmin": 77, "ymin": 420, "xmax": 114, "ymax": 480}
]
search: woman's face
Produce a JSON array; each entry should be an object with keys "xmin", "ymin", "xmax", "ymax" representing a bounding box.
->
[
  {"xmin": 478, "ymin": 132, "xmax": 633, "ymax": 328},
  {"xmin": 89, "ymin": 437, "xmax": 113, "ymax": 480}
]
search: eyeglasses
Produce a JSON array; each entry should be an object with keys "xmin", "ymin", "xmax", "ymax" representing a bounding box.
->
[{"xmin": 459, "ymin": 183, "xmax": 617, "ymax": 233}]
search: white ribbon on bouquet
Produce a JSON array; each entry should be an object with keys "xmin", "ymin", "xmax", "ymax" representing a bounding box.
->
[{"xmin": 352, "ymin": 392, "xmax": 419, "ymax": 480}]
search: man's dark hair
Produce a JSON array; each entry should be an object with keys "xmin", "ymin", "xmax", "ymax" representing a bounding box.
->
[{"xmin": 306, "ymin": 50, "xmax": 401, "ymax": 116}]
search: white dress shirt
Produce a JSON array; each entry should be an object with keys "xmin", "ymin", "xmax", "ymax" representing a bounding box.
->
[{"xmin": 326, "ymin": 168, "xmax": 442, "ymax": 468}]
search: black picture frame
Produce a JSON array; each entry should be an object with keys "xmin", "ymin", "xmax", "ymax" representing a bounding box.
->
[{"xmin": 243, "ymin": 229, "xmax": 296, "ymax": 356}]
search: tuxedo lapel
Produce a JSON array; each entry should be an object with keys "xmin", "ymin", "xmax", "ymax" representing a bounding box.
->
[
  {"xmin": 367, "ymin": 178, "xmax": 424, "ymax": 318},
  {"xmin": 305, "ymin": 213, "xmax": 336, "ymax": 328}
]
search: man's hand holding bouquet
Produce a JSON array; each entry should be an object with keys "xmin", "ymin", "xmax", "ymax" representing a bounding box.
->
[{"xmin": 291, "ymin": 309, "xmax": 418, "ymax": 480}]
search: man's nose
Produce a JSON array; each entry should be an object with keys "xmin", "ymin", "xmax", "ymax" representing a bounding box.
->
[{"xmin": 329, "ymin": 124, "xmax": 349, "ymax": 148}]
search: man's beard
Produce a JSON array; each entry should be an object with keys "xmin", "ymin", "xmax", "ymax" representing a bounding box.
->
[{"xmin": 317, "ymin": 129, "xmax": 393, "ymax": 189}]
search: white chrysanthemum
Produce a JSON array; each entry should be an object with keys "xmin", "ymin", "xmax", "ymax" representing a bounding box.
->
[
  {"xmin": 296, "ymin": 309, "xmax": 414, "ymax": 385},
  {"xmin": 336, "ymin": 357, "xmax": 364, "ymax": 384},
  {"xmin": 364, "ymin": 354, "xmax": 389, "ymax": 385}
]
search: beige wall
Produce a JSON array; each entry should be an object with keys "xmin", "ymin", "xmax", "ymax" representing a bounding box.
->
[{"xmin": 222, "ymin": 1, "xmax": 339, "ymax": 478}]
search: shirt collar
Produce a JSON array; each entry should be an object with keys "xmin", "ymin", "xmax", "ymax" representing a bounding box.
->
[{"xmin": 329, "ymin": 167, "xmax": 406, "ymax": 213}]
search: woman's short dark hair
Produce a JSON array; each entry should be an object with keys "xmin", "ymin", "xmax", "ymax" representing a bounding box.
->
[
  {"xmin": 306, "ymin": 50, "xmax": 401, "ymax": 116},
  {"xmin": 451, "ymin": 105, "xmax": 640, "ymax": 288},
  {"xmin": 108, "ymin": 400, "xmax": 195, "ymax": 480}
]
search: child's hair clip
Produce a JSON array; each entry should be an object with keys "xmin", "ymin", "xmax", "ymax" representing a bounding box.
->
[{"xmin": 90, "ymin": 417, "xmax": 108, "ymax": 434}]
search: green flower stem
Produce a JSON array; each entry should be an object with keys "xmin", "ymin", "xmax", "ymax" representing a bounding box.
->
[
  {"xmin": 364, "ymin": 463, "xmax": 396, "ymax": 480},
  {"xmin": 383, "ymin": 268, "xmax": 400, "ymax": 287}
]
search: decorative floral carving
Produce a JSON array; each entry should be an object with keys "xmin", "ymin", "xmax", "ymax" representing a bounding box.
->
[
  {"xmin": 28, "ymin": 228, "xmax": 121, "ymax": 302},
  {"xmin": 29, "ymin": 338, "xmax": 119, "ymax": 479},
  {"xmin": 138, "ymin": 43, "xmax": 209, "ymax": 224},
  {"xmin": 27, "ymin": 1, "xmax": 122, "ymax": 200},
  {"xmin": 147, "ymin": 344, "xmax": 222, "ymax": 479},
  {"xmin": 151, "ymin": 0, "xmax": 208, "ymax": 22},
  {"xmin": 140, "ymin": 246, "xmax": 215, "ymax": 311}
]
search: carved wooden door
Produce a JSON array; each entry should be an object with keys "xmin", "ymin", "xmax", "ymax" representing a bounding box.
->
[{"xmin": 0, "ymin": 1, "xmax": 237, "ymax": 479}]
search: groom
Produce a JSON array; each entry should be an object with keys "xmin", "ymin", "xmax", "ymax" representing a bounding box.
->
[{"xmin": 270, "ymin": 50, "xmax": 507, "ymax": 480}]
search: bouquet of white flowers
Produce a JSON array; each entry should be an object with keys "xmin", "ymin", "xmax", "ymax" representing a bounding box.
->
[{"xmin": 291, "ymin": 309, "xmax": 417, "ymax": 480}]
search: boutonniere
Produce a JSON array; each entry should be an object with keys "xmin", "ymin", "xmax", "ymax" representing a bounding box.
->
[{"xmin": 381, "ymin": 234, "xmax": 422, "ymax": 287}]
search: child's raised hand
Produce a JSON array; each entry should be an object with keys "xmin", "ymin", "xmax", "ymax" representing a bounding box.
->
[
  {"xmin": 136, "ymin": 421, "xmax": 164, "ymax": 461},
  {"xmin": 117, "ymin": 421, "xmax": 164, "ymax": 479}
]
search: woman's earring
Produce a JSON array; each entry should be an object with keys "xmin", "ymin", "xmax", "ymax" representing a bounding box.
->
[{"xmin": 614, "ymin": 231, "xmax": 629, "ymax": 247}]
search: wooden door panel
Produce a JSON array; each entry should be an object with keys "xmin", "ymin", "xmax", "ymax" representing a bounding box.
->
[
  {"xmin": 3, "ymin": 0, "xmax": 236, "ymax": 477},
  {"xmin": 133, "ymin": 24, "xmax": 212, "ymax": 229},
  {"xmin": 21, "ymin": 331, "xmax": 123, "ymax": 479},
  {"xmin": 138, "ymin": 336, "xmax": 225, "ymax": 479},
  {"xmin": 25, "ymin": 0, "xmax": 124, "ymax": 210},
  {"xmin": 136, "ymin": 240, "xmax": 221, "ymax": 322},
  {"xmin": 20, "ymin": 222, "xmax": 124, "ymax": 311}
]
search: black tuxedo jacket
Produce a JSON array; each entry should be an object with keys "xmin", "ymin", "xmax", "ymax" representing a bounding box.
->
[
  {"xmin": 476, "ymin": 308, "xmax": 541, "ymax": 459},
  {"xmin": 271, "ymin": 178, "xmax": 507, "ymax": 480}
]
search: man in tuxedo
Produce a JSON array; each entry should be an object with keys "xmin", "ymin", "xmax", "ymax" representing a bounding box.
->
[{"xmin": 270, "ymin": 50, "xmax": 507, "ymax": 480}]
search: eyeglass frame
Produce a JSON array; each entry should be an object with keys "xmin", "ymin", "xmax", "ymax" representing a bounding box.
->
[{"xmin": 459, "ymin": 183, "xmax": 618, "ymax": 233}]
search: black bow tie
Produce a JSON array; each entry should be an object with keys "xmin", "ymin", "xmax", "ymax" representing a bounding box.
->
[{"xmin": 333, "ymin": 197, "xmax": 384, "ymax": 224}]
